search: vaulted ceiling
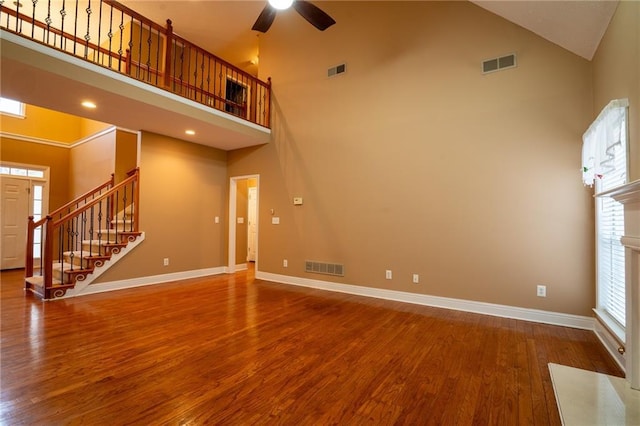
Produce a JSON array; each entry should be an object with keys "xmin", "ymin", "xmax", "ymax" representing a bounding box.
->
[{"xmin": 120, "ymin": 0, "xmax": 619, "ymax": 77}]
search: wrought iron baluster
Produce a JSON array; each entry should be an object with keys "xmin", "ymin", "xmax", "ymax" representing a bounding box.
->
[
  {"xmin": 80, "ymin": 210, "xmax": 87, "ymax": 269},
  {"xmin": 107, "ymin": 4, "xmax": 113, "ymax": 68},
  {"xmin": 13, "ymin": 0, "xmax": 18, "ymax": 32},
  {"xmin": 97, "ymin": 201, "xmax": 103, "ymax": 255},
  {"xmin": 30, "ymin": 0, "xmax": 36, "ymax": 38},
  {"xmin": 114, "ymin": 188, "xmax": 120, "ymax": 242},
  {"xmin": 117, "ymin": 8, "xmax": 124, "ymax": 71},
  {"xmin": 129, "ymin": 17, "xmax": 136, "ymax": 78},
  {"xmin": 43, "ymin": 0, "xmax": 52, "ymax": 43},
  {"xmin": 155, "ymin": 28, "xmax": 161, "ymax": 85},
  {"xmin": 96, "ymin": 0, "xmax": 103, "ymax": 64},
  {"xmin": 1, "ymin": 0, "xmax": 7, "ymax": 29},
  {"xmin": 89, "ymin": 204, "xmax": 95, "ymax": 256},
  {"xmin": 59, "ymin": 0, "xmax": 66, "ymax": 50},
  {"xmin": 73, "ymin": 0, "xmax": 78, "ymax": 55},
  {"xmin": 186, "ymin": 44, "xmax": 193, "ymax": 99},
  {"xmin": 83, "ymin": 0, "xmax": 91, "ymax": 59},
  {"xmin": 206, "ymin": 56, "xmax": 212, "ymax": 105},
  {"xmin": 129, "ymin": 181, "xmax": 134, "ymax": 232},
  {"xmin": 145, "ymin": 22, "xmax": 151, "ymax": 81}
]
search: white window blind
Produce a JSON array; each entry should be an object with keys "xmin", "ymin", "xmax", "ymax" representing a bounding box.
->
[{"xmin": 582, "ymin": 99, "xmax": 628, "ymax": 330}]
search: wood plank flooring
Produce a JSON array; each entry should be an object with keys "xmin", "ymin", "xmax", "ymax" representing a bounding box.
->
[{"xmin": 0, "ymin": 267, "xmax": 623, "ymax": 425}]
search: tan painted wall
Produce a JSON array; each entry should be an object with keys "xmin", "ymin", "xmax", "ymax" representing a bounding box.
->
[
  {"xmin": 592, "ymin": 1, "xmax": 640, "ymax": 182},
  {"xmin": 228, "ymin": 1, "xmax": 596, "ymax": 316},
  {"xmin": 69, "ymin": 129, "xmax": 116, "ymax": 198},
  {"xmin": 0, "ymin": 104, "xmax": 108, "ymax": 143},
  {"xmin": 0, "ymin": 137, "xmax": 70, "ymax": 210},
  {"xmin": 114, "ymin": 129, "xmax": 138, "ymax": 182},
  {"xmin": 95, "ymin": 131, "xmax": 227, "ymax": 282},
  {"xmin": 236, "ymin": 179, "xmax": 249, "ymax": 263}
]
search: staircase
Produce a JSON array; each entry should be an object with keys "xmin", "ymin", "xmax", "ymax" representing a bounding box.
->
[{"xmin": 25, "ymin": 169, "xmax": 143, "ymax": 300}]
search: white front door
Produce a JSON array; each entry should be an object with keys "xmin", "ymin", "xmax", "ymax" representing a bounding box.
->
[
  {"xmin": 1, "ymin": 177, "xmax": 30, "ymax": 269},
  {"xmin": 247, "ymin": 186, "xmax": 257, "ymax": 262}
]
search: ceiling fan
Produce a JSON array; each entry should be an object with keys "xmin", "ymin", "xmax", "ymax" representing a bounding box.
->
[{"xmin": 252, "ymin": 0, "xmax": 336, "ymax": 33}]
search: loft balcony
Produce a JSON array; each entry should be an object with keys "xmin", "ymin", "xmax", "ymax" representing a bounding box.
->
[{"xmin": 0, "ymin": 0, "xmax": 271, "ymax": 150}]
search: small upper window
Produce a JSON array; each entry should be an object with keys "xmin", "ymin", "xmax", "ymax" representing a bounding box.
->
[{"xmin": 0, "ymin": 97, "xmax": 25, "ymax": 118}]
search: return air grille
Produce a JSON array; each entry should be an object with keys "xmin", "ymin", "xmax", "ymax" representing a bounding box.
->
[
  {"xmin": 328, "ymin": 63, "xmax": 346, "ymax": 77},
  {"xmin": 482, "ymin": 53, "xmax": 517, "ymax": 74},
  {"xmin": 305, "ymin": 260, "xmax": 344, "ymax": 277}
]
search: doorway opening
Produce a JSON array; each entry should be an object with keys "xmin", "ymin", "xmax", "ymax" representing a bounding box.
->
[
  {"xmin": 228, "ymin": 175, "xmax": 259, "ymax": 273},
  {"xmin": 225, "ymin": 77, "xmax": 249, "ymax": 119}
]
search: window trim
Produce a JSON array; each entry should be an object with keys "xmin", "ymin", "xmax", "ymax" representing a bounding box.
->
[{"xmin": 0, "ymin": 97, "xmax": 25, "ymax": 118}]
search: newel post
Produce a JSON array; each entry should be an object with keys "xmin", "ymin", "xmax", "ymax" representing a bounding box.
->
[
  {"xmin": 25, "ymin": 216, "xmax": 34, "ymax": 277},
  {"xmin": 133, "ymin": 168, "xmax": 140, "ymax": 232},
  {"xmin": 43, "ymin": 216, "xmax": 53, "ymax": 290},
  {"xmin": 266, "ymin": 77, "xmax": 272, "ymax": 127},
  {"xmin": 164, "ymin": 19, "xmax": 173, "ymax": 89}
]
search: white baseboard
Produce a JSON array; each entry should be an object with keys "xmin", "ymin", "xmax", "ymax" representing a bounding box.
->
[
  {"xmin": 255, "ymin": 271, "xmax": 595, "ymax": 330},
  {"xmin": 68, "ymin": 266, "xmax": 227, "ymax": 297}
]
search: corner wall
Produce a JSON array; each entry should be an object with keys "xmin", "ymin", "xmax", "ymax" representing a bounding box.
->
[
  {"xmin": 95, "ymin": 131, "xmax": 228, "ymax": 282},
  {"xmin": 228, "ymin": 1, "xmax": 595, "ymax": 316}
]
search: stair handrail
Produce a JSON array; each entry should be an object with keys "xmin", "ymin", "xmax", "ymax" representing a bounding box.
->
[
  {"xmin": 49, "ymin": 174, "xmax": 115, "ymax": 220},
  {"xmin": 53, "ymin": 171, "xmax": 138, "ymax": 226}
]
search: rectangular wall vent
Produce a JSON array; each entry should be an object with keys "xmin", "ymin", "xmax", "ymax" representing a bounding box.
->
[
  {"xmin": 482, "ymin": 53, "xmax": 516, "ymax": 74},
  {"xmin": 305, "ymin": 260, "xmax": 345, "ymax": 277},
  {"xmin": 328, "ymin": 63, "xmax": 347, "ymax": 78}
]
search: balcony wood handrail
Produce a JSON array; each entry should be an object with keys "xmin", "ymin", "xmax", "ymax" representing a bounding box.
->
[
  {"xmin": 0, "ymin": 0, "xmax": 272, "ymax": 127},
  {"xmin": 0, "ymin": 7, "xmax": 126, "ymax": 62}
]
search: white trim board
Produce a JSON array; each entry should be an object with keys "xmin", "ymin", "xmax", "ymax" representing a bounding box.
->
[
  {"xmin": 67, "ymin": 266, "xmax": 227, "ymax": 298},
  {"xmin": 255, "ymin": 271, "xmax": 595, "ymax": 330}
]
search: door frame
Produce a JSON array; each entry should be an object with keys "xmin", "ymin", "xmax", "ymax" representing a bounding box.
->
[
  {"xmin": 0, "ymin": 161, "xmax": 50, "ymax": 269},
  {"xmin": 228, "ymin": 174, "xmax": 259, "ymax": 273}
]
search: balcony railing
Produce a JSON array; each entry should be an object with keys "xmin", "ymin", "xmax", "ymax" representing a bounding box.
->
[{"xmin": 0, "ymin": 0, "xmax": 271, "ymax": 128}]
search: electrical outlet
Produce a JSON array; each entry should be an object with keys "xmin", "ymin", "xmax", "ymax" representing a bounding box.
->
[
  {"xmin": 163, "ymin": 258, "xmax": 169, "ymax": 266},
  {"xmin": 283, "ymin": 259, "xmax": 288, "ymax": 267},
  {"xmin": 537, "ymin": 285, "xmax": 546, "ymax": 297},
  {"xmin": 385, "ymin": 270, "xmax": 392, "ymax": 280},
  {"xmin": 413, "ymin": 274, "xmax": 419, "ymax": 284}
]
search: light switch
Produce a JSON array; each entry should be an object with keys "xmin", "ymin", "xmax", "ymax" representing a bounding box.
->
[
  {"xmin": 272, "ymin": 217, "xmax": 280, "ymax": 224},
  {"xmin": 214, "ymin": 216, "xmax": 219, "ymax": 223},
  {"xmin": 293, "ymin": 197, "xmax": 303, "ymax": 205},
  {"xmin": 237, "ymin": 217, "xmax": 244, "ymax": 224}
]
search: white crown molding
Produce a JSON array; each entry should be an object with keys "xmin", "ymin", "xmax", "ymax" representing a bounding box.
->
[
  {"xmin": 1, "ymin": 126, "xmax": 138, "ymax": 149},
  {"xmin": 255, "ymin": 271, "xmax": 595, "ymax": 330},
  {"xmin": 0, "ymin": 131, "xmax": 72, "ymax": 147}
]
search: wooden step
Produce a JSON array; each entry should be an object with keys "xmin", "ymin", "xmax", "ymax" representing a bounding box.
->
[{"xmin": 25, "ymin": 275, "xmax": 74, "ymax": 298}]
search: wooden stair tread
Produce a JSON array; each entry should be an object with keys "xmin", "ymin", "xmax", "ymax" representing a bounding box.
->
[{"xmin": 26, "ymin": 275, "xmax": 63, "ymax": 286}]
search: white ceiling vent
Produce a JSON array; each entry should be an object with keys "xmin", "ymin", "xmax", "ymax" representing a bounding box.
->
[
  {"xmin": 305, "ymin": 260, "xmax": 344, "ymax": 277},
  {"xmin": 482, "ymin": 53, "xmax": 517, "ymax": 74},
  {"xmin": 328, "ymin": 63, "xmax": 346, "ymax": 78}
]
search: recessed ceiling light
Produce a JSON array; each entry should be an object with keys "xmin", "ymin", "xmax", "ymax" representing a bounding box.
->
[
  {"xmin": 185, "ymin": 130, "xmax": 196, "ymax": 136},
  {"xmin": 81, "ymin": 101, "xmax": 97, "ymax": 109}
]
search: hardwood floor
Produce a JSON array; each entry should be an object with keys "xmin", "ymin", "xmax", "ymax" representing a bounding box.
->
[{"xmin": 1, "ymin": 267, "xmax": 622, "ymax": 425}]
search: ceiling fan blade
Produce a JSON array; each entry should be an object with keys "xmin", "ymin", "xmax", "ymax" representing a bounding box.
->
[
  {"xmin": 293, "ymin": 0, "xmax": 336, "ymax": 31},
  {"xmin": 252, "ymin": 4, "xmax": 277, "ymax": 33}
]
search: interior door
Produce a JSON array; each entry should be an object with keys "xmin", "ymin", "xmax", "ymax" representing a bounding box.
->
[
  {"xmin": 1, "ymin": 177, "xmax": 30, "ymax": 269},
  {"xmin": 247, "ymin": 186, "xmax": 257, "ymax": 262}
]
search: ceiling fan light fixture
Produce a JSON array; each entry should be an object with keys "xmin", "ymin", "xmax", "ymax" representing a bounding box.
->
[{"xmin": 268, "ymin": 0, "xmax": 293, "ymax": 10}]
